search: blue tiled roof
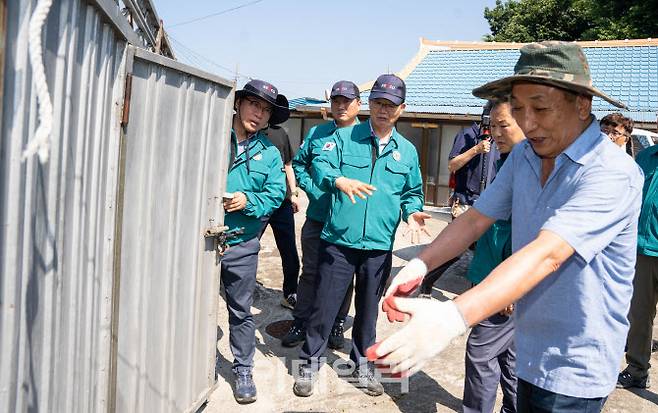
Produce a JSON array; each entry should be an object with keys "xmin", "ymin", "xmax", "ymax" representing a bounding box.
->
[
  {"xmin": 288, "ymin": 97, "xmax": 326, "ymax": 110},
  {"xmin": 360, "ymin": 44, "xmax": 658, "ymax": 123}
]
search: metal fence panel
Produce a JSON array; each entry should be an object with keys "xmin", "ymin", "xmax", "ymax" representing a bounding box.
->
[
  {"xmin": 0, "ymin": 1, "xmax": 128, "ymax": 412},
  {"xmin": 114, "ymin": 46, "xmax": 233, "ymax": 413}
]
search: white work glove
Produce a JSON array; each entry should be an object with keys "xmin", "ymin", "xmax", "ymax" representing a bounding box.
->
[
  {"xmin": 369, "ymin": 298, "xmax": 468, "ymax": 377},
  {"xmin": 382, "ymin": 258, "xmax": 428, "ymax": 322}
]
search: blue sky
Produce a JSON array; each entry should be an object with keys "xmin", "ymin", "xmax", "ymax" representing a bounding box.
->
[{"xmin": 156, "ymin": 0, "xmax": 498, "ymax": 98}]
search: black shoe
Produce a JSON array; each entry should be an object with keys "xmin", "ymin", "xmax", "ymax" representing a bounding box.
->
[
  {"xmin": 281, "ymin": 293, "xmax": 297, "ymax": 310},
  {"xmin": 293, "ymin": 364, "xmax": 316, "ymax": 397},
  {"xmin": 418, "ymin": 286, "xmax": 433, "ymax": 297},
  {"xmin": 617, "ymin": 370, "xmax": 650, "ymax": 389},
  {"xmin": 352, "ymin": 365, "xmax": 384, "ymax": 396},
  {"xmin": 328, "ymin": 321, "xmax": 345, "ymax": 350},
  {"xmin": 233, "ymin": 368, "xmax": 257, "ymax": 404},
  {"xmin": 281, "ymin": 324, "xmax": 305, "ymax": 347}
]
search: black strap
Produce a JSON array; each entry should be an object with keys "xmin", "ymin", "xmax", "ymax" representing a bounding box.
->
[{"xmin": 229, "ymin": 139, "xmax": 236, "ymax": 170}]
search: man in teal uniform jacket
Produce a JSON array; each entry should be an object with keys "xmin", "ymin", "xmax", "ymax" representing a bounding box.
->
[
  {"xmin": 293, "ymin": 74, "xmax": 430, "ymax": 397},
  {"xmin": 222, "ymin": 79, "xmax": 287, "ymax": 404},
  {"xmin": 617, "ymin": 142, "xmax": 658, "ymax": 389},
  {"xmin": 282, "ymin": 80, "xmax": 362, "ymax": 349}
]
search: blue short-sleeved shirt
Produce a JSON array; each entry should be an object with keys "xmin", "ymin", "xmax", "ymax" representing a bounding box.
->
[{"xmin": 474, "ymin": 118, "xmax": 644, "ymax": 398}]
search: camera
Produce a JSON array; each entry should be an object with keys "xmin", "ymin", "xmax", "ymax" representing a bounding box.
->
[{"xmin": 479, "ymin": 102, "xmax": 493, "ymax": 140}]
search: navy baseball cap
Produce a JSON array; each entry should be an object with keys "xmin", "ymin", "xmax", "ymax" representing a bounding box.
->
[
  {"xmin": 330, "ymin": 80, "xmax": 360, "ymax": 100},
  {"xmin": 369, "ymin": 74, "xmax": 406, "ymax": 105}
]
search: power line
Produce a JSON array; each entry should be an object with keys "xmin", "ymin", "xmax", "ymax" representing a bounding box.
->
[
  {"xmin": 169, "ymin": 35, "xmax": 251, "ymax": 81},
  {"xmin": 169, "ymin": 0, "xmax": 265, "ymax": 28},
  {"xmin": 169, "ymin": 36, "xmax": 320, "ymax": 97},
  {"xmin": 174, "ymin": 45, "xmax": 207, "ymax": 70}
]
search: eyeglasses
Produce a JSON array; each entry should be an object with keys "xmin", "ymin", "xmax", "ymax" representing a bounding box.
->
[
  {"xmin": 369, "ymin": 99, "xmax": 399, "ymax": 112},
  {"xmin": 601, "ymin": 127, "xmax": 629, "ymax": 140},
  {"xmin": 244, "ymin": 97, "xmax": 273, "ymax": 115}
]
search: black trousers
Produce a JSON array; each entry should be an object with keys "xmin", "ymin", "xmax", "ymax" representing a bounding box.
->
[
  {"xmin": 419, "ymin": 256, "xmax": 460, "ymax": 295},
  {"xmin": 300, "ymin": 241, "xmax": 391, "ymax": 367},
  {"xmin": 517, "ymin": 380, "xmax": 607, "ymax": 413},
  {"xmin": 293, "ymin": 219, "xmax": 352, "ymax": 328},
  {"xmin": 260, "ymin": 199, "xmax": 300, "ymax": 297}
]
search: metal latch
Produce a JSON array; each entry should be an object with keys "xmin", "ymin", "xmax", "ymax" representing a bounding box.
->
[{"xmin": 204, "ymin": 225, "xmax": 244, "ymax": 256}]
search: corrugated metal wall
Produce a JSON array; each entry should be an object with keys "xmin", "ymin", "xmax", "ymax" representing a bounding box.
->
[
  {"xmin": 114, "ymin": 47, "xmax": 233, "ymax": 413},
  {"xmin": 0, "ymin": 1, "xmax": 128, "ymax": 412},
  {"xmin": 1, "ymin": 2, "xmax": 234, "ymax": 413}
]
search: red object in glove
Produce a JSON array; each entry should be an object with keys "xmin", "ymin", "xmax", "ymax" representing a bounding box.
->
[
  {"xmin": 382, "ymin": 296, "xmax": 406, "ymax": 322},
  {"xmin": 382, "ymin": 278, "xmax": 422, "ymax": 322},
  {"xmin": 366, "ymin": 342, "xmax": 381, "ymax": 362},
  {"xmin": 367, "ymin": 342, "xmax": 404, "ymax": 378},
  {"xmin": 396, "ymin": 278, "xmax": 423, "ymax": 295}
]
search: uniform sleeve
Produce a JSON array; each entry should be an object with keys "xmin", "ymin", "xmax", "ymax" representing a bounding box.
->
[
  {"xmin": 449, "ymin": 128, "xmax": 468, "ymax": 159},
  {"xmin": 292, "ymin": 127, "xmax": 317, "ymax": 193},
  {"xmin": 541, "ymin": 164, "xmax": 643, "ymax": 263},
  {"xmin": 311, "ymin": 133, "xmax": 342, "ymax": 192},
  {"xmin": 473, "ymin": 144, "xmax": 517, "ymax": 220},
  {"xmin": 242, "ymin": 150, "xmax": 286, "ymax": 218},
  {"xmin": 400, "ymin": 150, "xmax": 425, "ymax": 221}
]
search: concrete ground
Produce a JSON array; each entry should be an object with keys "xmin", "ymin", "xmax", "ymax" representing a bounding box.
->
[{"xmin": 203, "ymin": 194, "xmax": 658, "ymax": 413}]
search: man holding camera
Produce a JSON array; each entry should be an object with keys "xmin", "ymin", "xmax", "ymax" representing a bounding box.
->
[
  {"xmin": 418, "ymin": 106, "xmax": 500, "ymax": 297},
  {"xmin": 448, "ymin": 113, "xmax": 500, "ymax": 216}
]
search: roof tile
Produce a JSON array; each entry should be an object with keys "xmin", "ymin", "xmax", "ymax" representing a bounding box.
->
[{"xmin": 364, "ymin": 45, "xmax": 658, "ymax": 122}]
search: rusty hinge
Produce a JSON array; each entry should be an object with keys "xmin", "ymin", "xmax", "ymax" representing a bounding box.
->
[{"xmin": 121, "ymin": 73, "xmax": 133, "ymax": 127}]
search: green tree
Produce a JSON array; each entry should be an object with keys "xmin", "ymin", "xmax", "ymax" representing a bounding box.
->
[
  {"xmin": 484, "ymin": 0, "xmax": 658, "ymax": 42},
  {"xmin": 583, "ymin": 0, "xmax": 658, "ymax": 40}
]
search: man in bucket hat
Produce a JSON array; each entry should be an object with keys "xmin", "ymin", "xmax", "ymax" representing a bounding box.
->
[
  {"xmin": 373, "ymin": 42, "xmax": 643, "ymax": 412},
  {"xmin": 221, "ymin": 79, "xmax": 287, "ymax": 403}
]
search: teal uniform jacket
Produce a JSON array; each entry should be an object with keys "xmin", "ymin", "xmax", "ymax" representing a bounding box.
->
[
  {"xmin": 292, "ymin": 119, "xmax": 359, "ymax": 223},
  {"xmin": 225, "ymin": 130, "xmax": 286, "ymax": 246},
  {"xmin": 312, "ymin": 121, "xmax": 424, "ymax": 251},
  {"xmin": 466, "ymin": 220, "xmax": 511, "ymax": 284},
  {"xmin": 636, "ymin": 145, "xmax": 658, "ymax": 257},
  {"xmin": 467, "ymin": 155, "xmax": 512, "ymax": 284}
]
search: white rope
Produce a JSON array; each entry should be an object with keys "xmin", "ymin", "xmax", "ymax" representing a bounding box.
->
[{"xmin": 23, "ymin": 0, "xmax": 54, "ymax": 163}]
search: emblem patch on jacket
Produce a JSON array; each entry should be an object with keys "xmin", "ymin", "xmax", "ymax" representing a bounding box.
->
[{"xmin": 322, "ymin": 142, "xmax": 336, "ymax": 151}]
